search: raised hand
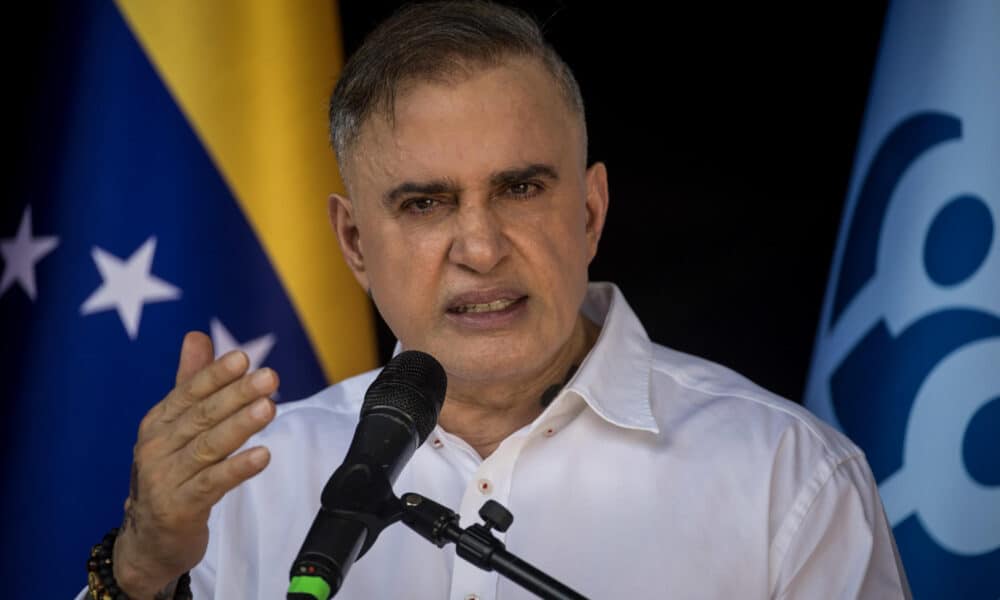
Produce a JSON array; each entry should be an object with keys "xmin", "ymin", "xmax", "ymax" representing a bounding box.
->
[{"xmin": 112, "ymin": 331, "xmax": 278, "ymax": 599}]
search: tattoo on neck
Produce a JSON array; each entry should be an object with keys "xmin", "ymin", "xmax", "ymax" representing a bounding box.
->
[{"xmin": 540, "ymin": 364, "xmax": 578, "ymax": 408}]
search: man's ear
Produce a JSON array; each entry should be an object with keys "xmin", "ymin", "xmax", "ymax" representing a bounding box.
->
[
  {"xmin": 328, "ymin": 193, "xmax": 370, "ymax": 291},
  {"xmin": 584, "ymin": 162, "xmax": 610, "ymax": 262}
]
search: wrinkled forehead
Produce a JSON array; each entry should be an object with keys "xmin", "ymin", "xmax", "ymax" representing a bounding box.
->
[{"xmin": 341, "ymin": 57, "xmax": 586, "ymax": 195}]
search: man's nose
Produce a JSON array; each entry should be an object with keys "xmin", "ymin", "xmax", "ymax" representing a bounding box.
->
[{"xmin": 447, "ymin": 202, "xmax": 510, "ymax": 274}]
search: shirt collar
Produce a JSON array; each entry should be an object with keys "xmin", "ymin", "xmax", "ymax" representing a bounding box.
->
[{"xmin": 563, "ymin": 282, "xmax": 659, "ymax": 434}]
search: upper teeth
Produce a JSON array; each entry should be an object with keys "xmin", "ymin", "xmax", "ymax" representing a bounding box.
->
[{"xmin": 453, "ymin": 298, "xmax": 517, "ymax": 313}]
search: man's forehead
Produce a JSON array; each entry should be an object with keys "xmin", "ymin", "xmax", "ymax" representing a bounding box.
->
[{"xmin": 344, "ymin": 57, "xmax": 584, "ymax": 191}]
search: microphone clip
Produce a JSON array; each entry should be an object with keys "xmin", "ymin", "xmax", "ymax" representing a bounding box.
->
[
  {"xmin": 400, "ymin": 493, "xmax": 514, "ymax": 570},
  {"xmin": 320, "ymin": 457, "xmax": 406, "ymax": 560}
]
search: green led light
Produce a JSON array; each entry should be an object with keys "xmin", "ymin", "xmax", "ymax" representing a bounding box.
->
[{"xmin": 288, "ymin": 575, "xmax": 331, "ymax": 600}]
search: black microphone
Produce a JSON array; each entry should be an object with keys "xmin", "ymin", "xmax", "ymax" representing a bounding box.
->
[{"xmin": 287, "ymin": 350, "xmax": 447, "ymax": 600}]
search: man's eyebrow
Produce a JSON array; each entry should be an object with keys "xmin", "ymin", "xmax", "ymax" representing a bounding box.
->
[
  {"xmin": 382, "ymin": 164, "xmax": 558, "ymax": 206},
  {"xmin": 383, "ymin": 178, "xmax": 461, "ymax": 206},
  {"xmin": 489, "ymin": 163, "xmax": 559, "ymax": 188}
]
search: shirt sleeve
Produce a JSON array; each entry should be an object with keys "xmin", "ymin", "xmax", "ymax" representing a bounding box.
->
[{"xmin": 772, "ymin": 455, "xmax": 912, "ymax": 599}]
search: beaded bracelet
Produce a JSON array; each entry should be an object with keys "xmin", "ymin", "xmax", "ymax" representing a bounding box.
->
[{"xmin": 87, "ymin": 528, "xmax": 192, "ymax": 600}]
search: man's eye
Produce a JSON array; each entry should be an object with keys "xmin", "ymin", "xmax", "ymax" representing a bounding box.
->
[
  {"xmin": 402, "ymin": 197, "xmax": 438, "ymax": 213},
  {"xmin": 507, "ymin": 182, "xmax": 542, "ymax": 198}
]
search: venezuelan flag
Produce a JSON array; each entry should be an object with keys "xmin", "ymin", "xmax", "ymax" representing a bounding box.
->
[{"xmin": 0, "ymin": 1, "xmax": 375, "ymax": 595}]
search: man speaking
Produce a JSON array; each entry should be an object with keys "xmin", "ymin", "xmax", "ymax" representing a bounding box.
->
[{"xmin": 80, "ymin": 2, "xmax": 909, "ymax": 598}]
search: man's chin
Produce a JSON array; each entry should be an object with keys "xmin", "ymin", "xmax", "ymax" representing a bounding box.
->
[{"xmin": 433, "ymin": 344, "xmax": 539, "ymax": 385}]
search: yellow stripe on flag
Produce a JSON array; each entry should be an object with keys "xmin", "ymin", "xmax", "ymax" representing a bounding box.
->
[{"xmin": 114, "ymin": 0, "xmax": 376, "ymax": 382}]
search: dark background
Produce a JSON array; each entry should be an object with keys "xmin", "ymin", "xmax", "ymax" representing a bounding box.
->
[{"xmin": 341, "ymin": 1, "xmax": 890, "ymax": 402}]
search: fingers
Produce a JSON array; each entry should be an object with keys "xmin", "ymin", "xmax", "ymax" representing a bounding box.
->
[
  {"xmin": 175, "ymin": 331, "xmax": 214, "ymax": 387},
  {"xmin": 178, "ymin": 445, "xmax": 272, "ymax": 508},
  {"xmin": 184, "ymin": 351, "xmax": 253, "ymax": 406},
  {"xmin": 134, "ymin": 349, "xmax": 279, "ymax": 505},
  {"xmin": 135, "ymin": 393, "xmax": 275, "ymax": 518},
  {"xmin": 153, "ymin": 350, "xmax": 250, "ymax": 430},
  {"xmin": 164, "ymin": 367, "xmax": 279, "ymax": 453},
  {"xmin": 177, "ymin": 394, "xmax": 275, "ymax": 474}
]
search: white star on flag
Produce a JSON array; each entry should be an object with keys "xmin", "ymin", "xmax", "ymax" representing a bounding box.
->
[
  {"xmin": 1, "ymin": 206, "xmax": 59, "ymax": 301},
  {"xmin": 81, "ymin": 236, "xmax": 181, "ymax": 339},
  {"xmin": 210, "ymin": 318, "xmax": 276, "ymax": 372}
]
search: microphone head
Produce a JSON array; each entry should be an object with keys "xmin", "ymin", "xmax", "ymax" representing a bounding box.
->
[{"xmin": 362, "ymin": 350, "xmax": 447, "ymax": 444}]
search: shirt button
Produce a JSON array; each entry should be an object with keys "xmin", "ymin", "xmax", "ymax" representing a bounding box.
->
[
  {"xmin": 431, "ymin": 438, "xmax": 443, "ymax": 448},
  {"xmin": 477, "ymin": 478, "xmax": 493, "ymax": 495},
  {"xmin": 465, "ymin": 595, "xmax": 480, "ymax": 600},
  {"xmin": 543, "ymin": 427, "xmax": 556, "ymax": 437}
]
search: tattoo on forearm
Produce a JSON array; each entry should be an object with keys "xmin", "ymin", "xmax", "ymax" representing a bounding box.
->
[
  {"xmin": 122, "ymin": 501, "xmax": 137, "ymax": 533},
  {"xmin": 130, "ymin": 462, "xmax": 140, "ymax": 501},
  {"xmin": 123, "ymin": 462, "xmax": 140, "ymax": 532}
]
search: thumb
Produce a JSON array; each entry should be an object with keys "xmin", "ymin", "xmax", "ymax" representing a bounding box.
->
[{"xmin": 175, "ymin": 331, "xmax": 215, "ymax": 386}]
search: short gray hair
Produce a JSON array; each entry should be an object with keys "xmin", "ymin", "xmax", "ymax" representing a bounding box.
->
[{"xmin": 328, "ymin": 1, "xmax": 586, "ymax": 165}]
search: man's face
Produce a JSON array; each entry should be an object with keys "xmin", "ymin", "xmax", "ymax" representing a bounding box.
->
[{"xmin": 333, "ymin": 56, "xmax": 608, "ymax": 385}]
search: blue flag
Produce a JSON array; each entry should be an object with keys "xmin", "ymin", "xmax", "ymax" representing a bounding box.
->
[
  {"xmin": 804, "ymin": 1, "xmax": 999, "ymax": 597},
  {"xmin": 0, "ymin": 1, "xmax": 376, "ymax": 597}
]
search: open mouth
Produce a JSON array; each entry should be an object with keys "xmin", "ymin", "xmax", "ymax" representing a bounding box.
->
[
  {"xmin": 446, "ymin": 295, "xmax": 528, "ymax": 315},
  {"xmin": 448, "ymin": 297, "xmax": 522, "ymax": 314}
]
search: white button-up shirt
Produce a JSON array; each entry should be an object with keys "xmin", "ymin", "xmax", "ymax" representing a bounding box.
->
[{"xmin": 86, "ymin": 283, "xmax": 910, "ymax": 599}]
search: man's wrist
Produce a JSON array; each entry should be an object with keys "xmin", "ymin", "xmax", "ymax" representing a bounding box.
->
[
  {"xmin": 111, "ymin": 532, "xmax": 156, "ymax": 599},
  {"xmin": 113, "ymin": 562, "xmax": 175, "ymax": 600},
  {"xmin": 151, "ymin": 579, "xmax": 181, "ymax": 600},
  {"xmin": 102, "ymin": 529, "xmax": 187, "ymax": 600}
]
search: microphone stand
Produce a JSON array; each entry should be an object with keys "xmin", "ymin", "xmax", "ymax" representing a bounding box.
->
[
  {"xmin": 399, "ymin": 492, "xmax": 589, "ymax": 600},
  {"xmin": 289, "ymin": 472, "xmax": 589, "ymax": 600}
]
